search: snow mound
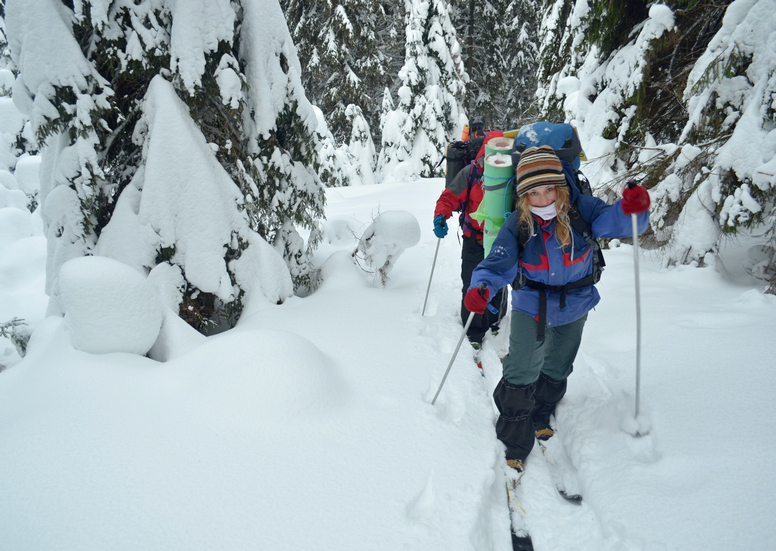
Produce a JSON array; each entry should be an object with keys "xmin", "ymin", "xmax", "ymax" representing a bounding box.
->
[
  {"xmin": 0, "ymin": 235, "xmax": 46, "ymax": 294},
  {"xmin": 319, "ymin": 249, "xmax": 373, "ymax": 291},
  {"xmin": 58, "ymin": 256, "xmax": 162, "ymax": 355},
  {"xmin": 323, "ymin": 215, "xmax": 363, "ymax": 245},
  {"xmin": 13, "ymin": 155, "xmax": 41, "ymax": 195},
  {"xmin": 0, "ymin": 169, "xmax": 19, "ymax": 190},
  {"xmin": 0, "ymin": 206, "xmax": 33, "ymax": 245},
  {"xmin": 176, "ymin": 329, "xmax": 349, "ymax": 420},
  {"xmin": 147, "ymin": 307, "xmax": 206, "ymax": 363},
  {"xmin": 0, "ymin": 184, "xmax": 27, "ymax": 210}
]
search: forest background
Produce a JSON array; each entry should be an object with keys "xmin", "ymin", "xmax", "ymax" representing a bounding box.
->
[{"xmin": 0, "ymin": 0, "xmax": 774, "ymax": 362}]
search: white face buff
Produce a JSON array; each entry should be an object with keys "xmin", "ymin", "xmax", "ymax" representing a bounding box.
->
[{"xmin": 529, "ymin": 202, "xmax": 557, "ymax": 220}]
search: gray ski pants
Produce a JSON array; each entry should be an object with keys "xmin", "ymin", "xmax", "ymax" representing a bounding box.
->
[{"xmin": 493, "ymin": 311, "xmax": 587, "ymax": 461}]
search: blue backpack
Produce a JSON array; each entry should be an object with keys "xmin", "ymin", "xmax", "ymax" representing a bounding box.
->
[{"xmin": 509, "ymin": 121, "xmax": 592, "ymax": 195}]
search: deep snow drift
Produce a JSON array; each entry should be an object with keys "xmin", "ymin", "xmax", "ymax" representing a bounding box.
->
[{"xmin": 1, "ymin": 178, "xmax": 775, "ymax": 551}]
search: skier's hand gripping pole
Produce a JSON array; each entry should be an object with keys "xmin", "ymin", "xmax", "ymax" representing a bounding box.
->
[{"xmin": 463, "ymin": 283, "xmax": 497, "ymax": 315}]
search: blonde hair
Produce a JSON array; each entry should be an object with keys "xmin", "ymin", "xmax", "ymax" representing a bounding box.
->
[{"xmin": 516, "ymin": 185, "xmax": 573, "ymax": 248}]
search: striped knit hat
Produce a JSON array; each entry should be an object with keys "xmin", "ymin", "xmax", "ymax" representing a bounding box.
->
[{"xmin": 515, "ymin": 146, "xmax": 567, "ymax": 196}]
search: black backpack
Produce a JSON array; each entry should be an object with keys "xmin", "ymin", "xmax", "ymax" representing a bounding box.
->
[
  {"xmin": 438, "ymin": 116, "xmax": 487, "ymax": 186},
  {"xmin": 442, "ymin": 136, "xmax": 485, "ymax": 187}
]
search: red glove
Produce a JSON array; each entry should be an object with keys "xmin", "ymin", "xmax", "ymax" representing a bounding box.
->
[
  {"xmin": 464, "ymin": 286, "xmax": 490, "ymax": 314},
  {"xmin": 621, "ymin": 183, "xmax": 650, "ymax": 215}
]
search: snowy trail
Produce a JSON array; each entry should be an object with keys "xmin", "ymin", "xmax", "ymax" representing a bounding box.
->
[
  {"xmin": 476, "ymin": 318, "xmax": 677, "ymax": 551},
  {"xmin": 351, "ymin": 180, "xmax": 774, "ymax": 551},
  {"xmin": 477, "ymin": 342, "xmax": 618, "ymax": 551},
  {"xmin": 421, "ymin": 176, "xmax": 775, "ymax": 550},
  {"xmin": 428, "ymin": 239, "xmax": 634, "ymax": 550}
]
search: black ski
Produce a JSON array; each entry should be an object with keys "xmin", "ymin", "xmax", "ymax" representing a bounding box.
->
[
  {"xmin": 505, "ymin": 466, "xmax": 534, "ymax": 550},
  {"xmin": 512, "ymin": 530, "xmax": 533, "ymax": 551},
  {"xmin": 537, "ymin": 436, "xmax": 583, "ymax": 504}
]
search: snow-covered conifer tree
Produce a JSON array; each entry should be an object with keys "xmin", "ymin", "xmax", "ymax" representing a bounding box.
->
[
  {"xmin": 451, "ymin": 0, "xmax": 493, "ymax": 126},
  {"xmin": 374, "ymin": 1, "xmax": 406, "ymax": 110},
  {"xmin": 282, "ymin": 0, "xmax": 387, "ymax": 146},
  {"xmin": 313, "ymin": 103, "xmax": 375, "ymax": 188},
  {"xmin": 314, "ymin": 105, "xmax": 360, "ymax": 188},
  {"xmin": 667, "ymin": 0, "xmax": 776, "ymax": 292},
  {"xmin": 448, "ymin": 0, "xmax": 538, "ymax": 130},
  {"xmin": 5, "ymin": 0, "xmax": 325, "ymax": 332},
  {"xmin": 500, "ymin": 0, "xmax": 540, "ymax": 126},
  {"xmin": 377, "ymin": 0, "xmax": 467, "ymax": 181},
  {"xmin": 346, "ymin": 104, "xmax": 376, "ymax": 186}
]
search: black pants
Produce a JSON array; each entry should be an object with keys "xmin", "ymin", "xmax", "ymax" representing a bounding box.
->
[{"xmin": 460, "ymin": 234, "xmax": 504, "ymax": 344}]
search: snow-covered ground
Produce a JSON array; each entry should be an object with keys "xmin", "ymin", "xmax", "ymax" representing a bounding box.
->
[{"xmin": 1, "ymin": 178, "xmax": 775, "ymax": 550}]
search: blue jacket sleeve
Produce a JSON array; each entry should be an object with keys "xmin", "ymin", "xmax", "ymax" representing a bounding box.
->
[
  {"xmin": 576, "ymin": 195, "xmax": 650, "ymax": 238},
  {"xmin": 467, "ymin": 212, "xmax": 521, "ymax": 297}
]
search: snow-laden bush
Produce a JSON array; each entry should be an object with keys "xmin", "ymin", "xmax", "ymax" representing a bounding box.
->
[
  {"xmin": 0, "ymin": 317, "xmax": 29, "ymax": 364},
  {"xmin": 352, "ymin": 210, "xmax": 420, "ymax": 286},
  {"xmin": 0, "ymin": 96, "xmax": 25, "ymax": 172},
  {"xmin": 0, "ymin": 181, "xmax": 27, "ymax": 210},
  {"xmin": 0, "ymin": 44, "xmax": 36, "ymax": 211},
  {"xmin": 58, "ymin": 256, "xmax": 162, "ymax": 356},
  {"xmin": 0, "ymin": 192, "xmax": 44, "ymax": 369}
]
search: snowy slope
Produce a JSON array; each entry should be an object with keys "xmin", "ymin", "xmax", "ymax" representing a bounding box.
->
[{"xmin": 1, "ymin": 178, "xmax": 775, "ymax": 550}]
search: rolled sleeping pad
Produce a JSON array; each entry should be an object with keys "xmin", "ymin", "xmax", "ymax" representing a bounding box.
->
[
  {"xmin": 481, "ymin": 145, "xmax": 515, "ymax": 257},
  {"xmin": 484, "ymin": 136, "xmax": 514, "ymax": 157}
]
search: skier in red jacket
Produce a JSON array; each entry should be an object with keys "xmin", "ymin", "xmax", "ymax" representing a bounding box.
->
[{"xmin": 433, "ymin": 130, "xmax": 506, "ymax": 358}]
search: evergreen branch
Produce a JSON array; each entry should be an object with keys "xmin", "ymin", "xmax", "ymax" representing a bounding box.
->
[{"xmin": 0, "ymin": 318, "xmax": 27, "ymax": 339}]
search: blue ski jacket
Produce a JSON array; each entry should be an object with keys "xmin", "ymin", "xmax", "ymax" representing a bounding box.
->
[{"xmin": 470, "ymin": 174, "xmax": 649, "ymax": 328}]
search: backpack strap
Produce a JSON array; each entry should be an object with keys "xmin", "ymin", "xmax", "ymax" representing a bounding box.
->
[
  {"xmin": 457, "ymin": 162, "xmax": 482, "ymax": 235},
  {"xmin": 567, "ymin": 204, "xmax": 605, "ymax": 284},
  {"xmin": 511, "ymin": 203, "xmax": 605, "ymax": 341},
  {"xmin": 520, "ymin": 275, "xmax": 596, "ymax": 342}
]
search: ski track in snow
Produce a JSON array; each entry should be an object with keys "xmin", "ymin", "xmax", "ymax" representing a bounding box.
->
[
  {"xmin": 355, "ymin": 180, "xmax": 774, "ymax": 551},
  {"xmin": 421, "ymin": 233, "xmax": 626, "ymax": 550},
  {"xmin": 478, "ymin": 343, "xmax": 632, "ymax": 551}
]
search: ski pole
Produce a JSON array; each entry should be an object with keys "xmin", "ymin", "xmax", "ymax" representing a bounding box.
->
[
  {"xmin": 421, "ymin": 239, "xmax": 442, "ymax": 316},
  {"xmin": 431, "ymin": 283, "xmax": 494, "ymax": 405},
  {"xmin": 631, "ymin": 212, "xmax": 642, "ymax": 420}
]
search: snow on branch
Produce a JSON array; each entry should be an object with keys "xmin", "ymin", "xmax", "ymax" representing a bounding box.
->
[{"xmin": 352, "ymin": 210, "xmax": 420, "ymax": 287}]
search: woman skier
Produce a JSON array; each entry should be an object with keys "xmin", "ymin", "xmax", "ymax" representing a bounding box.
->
[{"xmin": 463, "ymin": 145, "xmax": 651, "ymax": 470}]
